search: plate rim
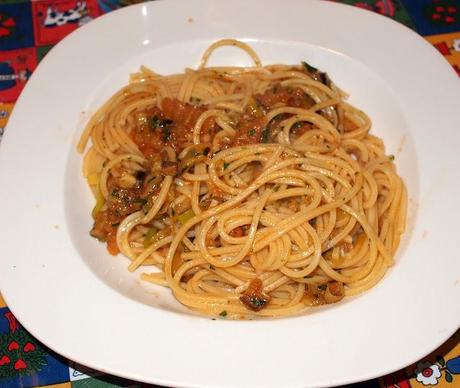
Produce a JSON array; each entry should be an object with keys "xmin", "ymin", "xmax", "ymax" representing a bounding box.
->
[{"xmin": 0, "ymin": 1, "xmax": 459, "ymax": 387}]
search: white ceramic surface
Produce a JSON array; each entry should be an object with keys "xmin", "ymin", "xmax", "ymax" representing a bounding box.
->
[{"xmin": 0, "ymin": 1, "xmax": 459, "ymax": 387}]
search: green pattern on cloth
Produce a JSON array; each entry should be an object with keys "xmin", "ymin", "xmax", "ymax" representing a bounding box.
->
[
  {"xmin": 0, "ymin": 330, "xmax": 47, "ymax": 379},
  {"xmin": 337, "ymin": 0, "xmax": 415, "ymax": 27}
]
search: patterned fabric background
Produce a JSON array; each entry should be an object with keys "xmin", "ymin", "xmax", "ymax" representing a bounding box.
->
[{"xmin": 0, "ymin": 1, "xmax": 459, "ymax": 387}]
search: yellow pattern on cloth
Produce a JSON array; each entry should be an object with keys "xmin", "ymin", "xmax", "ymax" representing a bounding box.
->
[
  {"xmin": 0, "ymin": 293, "xmax": 6, "ymax": 309},
  {"xmin": 425, "ymin": 32, "xmax": 460, "ymax": 76},
  {"xmin": 380, "ymin": 330, "xmax": 460, "ymax": 387}
]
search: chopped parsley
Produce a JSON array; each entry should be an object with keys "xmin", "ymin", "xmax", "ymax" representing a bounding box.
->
[
  {"xmin": 248, "ymin": 128, "xmax": 256, "ymax": 137},
  {"xmin": 149, "ymin": 116, "xmax": 160, "ymax": 128},
  {"xmin": 223, "ymin": 162, "xmax": 230, "ymax": 170},
  {"xmin": 111, "ymin": 188, "xmax": 120, "ymax": 198},
  {"xmin": 219, "ymin": 310, "xmax": 227, "ymax": 317},
  {"xmin": 249, "ymin": 297, "xmax": 267, "ymax": 308},
  {"xmin": 149, "ymin": 116, "xmax": 174, "ymax": 141}
]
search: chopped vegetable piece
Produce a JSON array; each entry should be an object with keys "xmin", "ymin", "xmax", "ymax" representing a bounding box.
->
[
  {"xmin": 177, "ymin": 209, "xmax": 195, "ymax": 225},
  {"xmin": 324, "ymin": 282, "xmax": 345, "ymax": 304},
  {"xmin": 247, "ymin": 97, "xmax": 264, "ymax": 118},
  {"xmin": 149, "ymin": 116, "xmax": 160, "ymax": 128},
  {"xmin": 143, "ymin": 226, "xmax": 171, "ymax": 248},
  {"xmin": 303, "ymin": 281, "xmax": 345, "ymax": 306},
  {"xmin": 301, "ymin": 61, "xmax": 318, "ymax": 73},
  {"xmin": 150, "ymin": 116, "xmax": 173, "ymax": 130},
  {"xmin": 229, "ymin": 226, "xmax": 244, "ymax": 237},
  {"xmin": 91, "ymin": 187, "xmax": 105, "ymax": 219},
  {"xmin": 118, "ymin": 172, "xmax": 137, "ymax": 189},
  {"xmin": 240, "ymin": 278, "xmax": 271, "ymax": 311},
  {"xmin": 261, "ymin": 127, "xmax": 270, "ymax": 143},
  {"xmin": 87, "ymin": 173, "xmax": 99, "ymax": 186},
  {"xmin": 143, "ymin": 227, "xmax": 159, "ymax": 248},
  {"xmin": 302, "ymin": 61, "xmax": 331, "ymax": 86}
]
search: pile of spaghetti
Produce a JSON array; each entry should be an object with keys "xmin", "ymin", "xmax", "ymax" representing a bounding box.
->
[{"xmin": 78, "ymin": 39, "xmax": 407, "ymax": 319}]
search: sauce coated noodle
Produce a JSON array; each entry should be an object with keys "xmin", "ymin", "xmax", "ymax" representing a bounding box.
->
[{"xmin": 78, "ymin": 39, "xmax": 407, "ymax": 319}]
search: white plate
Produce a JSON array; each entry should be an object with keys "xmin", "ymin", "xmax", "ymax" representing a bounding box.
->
[{"xmin": 0, "ymin": 1, "xmax": 459, "ymax": 387}]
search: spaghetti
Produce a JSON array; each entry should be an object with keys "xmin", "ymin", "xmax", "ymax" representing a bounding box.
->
[{"xmin": 78, "ymin": 39, "xmax": 407, "ymax": 319}]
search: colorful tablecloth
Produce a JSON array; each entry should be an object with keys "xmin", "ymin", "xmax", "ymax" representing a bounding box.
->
[{"xmin": 0, "ymin": 1, "xmax": 459, "ymax": 387}]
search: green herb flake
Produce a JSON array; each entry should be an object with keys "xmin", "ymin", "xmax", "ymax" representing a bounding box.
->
[
  {"xmin": 248, "ymin": 128, "xmax": 256, "ymax": 137},
  {"xmin": 223, "ymin": 162, "xmax": 230, "ymax": 170},
  {"xmin": 149, "ymin": 116, "xmax": 160, "ymax": 129},
  {"xmin": 149, "ymin": 116, "xmax": 174, "ymax": 141},
  {"xmin": 389, "ymin": 155, "xmax": 395, "ymax": 161},
  {"xmin": 219, "ymin": 310, "xmax": 227, "ymax": 317},
  {"xmin": 250, "ymin": 297, "xmax": 267, "ymax": 308}
]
